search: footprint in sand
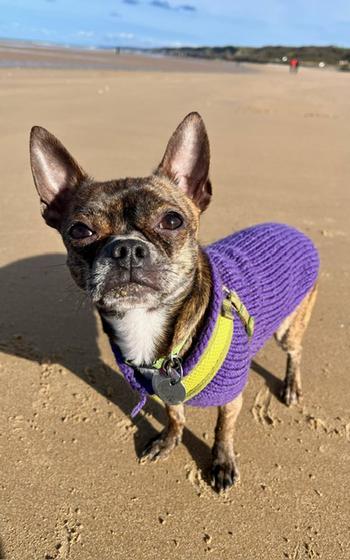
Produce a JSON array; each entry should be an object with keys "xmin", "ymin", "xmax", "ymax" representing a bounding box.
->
[
  {"xmin": 45, "ymin": 507, "xmax": 82, "ymax": 559},
  {"xmin": 252, "ymin": 386, "xmax": 282, "ymax": 427}
]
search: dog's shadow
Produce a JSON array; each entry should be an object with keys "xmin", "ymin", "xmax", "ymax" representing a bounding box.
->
[
  {"xmin": 0, "ymin": 253, "xmax": 215, "ymax": 474},
  {"xmin": 250, "ymin": 360, "xmax": 284, "ymax": 401},
  {"xmin": 1, "ymin": 254, "xmax": 284, "ymax": 485}
]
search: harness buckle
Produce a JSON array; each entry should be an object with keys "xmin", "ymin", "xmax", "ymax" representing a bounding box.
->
[{"xmin": 222, "ymin": 286, "xmax": 255, "ymax": 337}]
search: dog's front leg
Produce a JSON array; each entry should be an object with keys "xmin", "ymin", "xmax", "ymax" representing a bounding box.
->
[
  {"xmin": 141, "ymin": 403, "xmax": 185, "ymax": 462},
  {"xmin": 211, "ymin": 393, "xmax": 242, "ymax": 492}
]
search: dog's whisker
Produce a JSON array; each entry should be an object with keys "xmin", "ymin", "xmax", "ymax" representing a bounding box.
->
[{"xmin": 41, "ymin": 262, "xmax": 67, "ymax": 269}]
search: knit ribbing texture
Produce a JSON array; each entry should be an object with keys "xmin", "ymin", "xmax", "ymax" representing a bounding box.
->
[{"xmin": 111, "ymin": 223, "xmax": 319, "ymax": 414}]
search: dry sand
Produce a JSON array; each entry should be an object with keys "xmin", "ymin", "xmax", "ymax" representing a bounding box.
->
[{"xmin": 0, "ymin": 52, "xmax": 349, "ymax": 559}]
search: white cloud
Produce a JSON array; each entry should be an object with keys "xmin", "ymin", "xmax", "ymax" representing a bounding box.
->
[
  {"xmin": 104, "ymin": 32, "xmax": 135, "ymax": 40},
  {"xmin": 76, "ymin": 30, "xmax": 95, "ymax": 37}
]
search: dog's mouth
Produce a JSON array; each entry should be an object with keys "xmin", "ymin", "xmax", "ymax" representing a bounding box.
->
[
  {"xmin": 94, "ymin": 279, "xmax": 160, "ymax": 312},
  {"xmin": 106, "ymin": 276, "xmax": 158, "ymax": 292}
]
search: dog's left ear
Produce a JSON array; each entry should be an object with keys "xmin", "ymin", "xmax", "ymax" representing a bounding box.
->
[{"xmin": 157, "ymin": 112, "xmax": 212, "ymax": 211}]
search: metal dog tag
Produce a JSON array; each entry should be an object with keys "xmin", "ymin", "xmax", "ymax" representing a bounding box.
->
[{"xmin": 152, "ymin": 374, "xmax": 186, "ymax": 405}]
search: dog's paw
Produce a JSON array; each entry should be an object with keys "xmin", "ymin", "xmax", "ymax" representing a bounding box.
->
[
  {"xmin": 281, "ymin": 381, "xmax": 303, "ymax": 406},
  {"xmin": 211, "ymin": 458, "xmax": 240, "ymax": 493},
  {"xmin": 140, "ymin": 430, "xmax": 181, "ymax": 463}
]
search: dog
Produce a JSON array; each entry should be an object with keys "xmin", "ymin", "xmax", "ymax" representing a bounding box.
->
[{"xmin": 30, "ymin": 112, "xmax": 319, "ymax": 492}]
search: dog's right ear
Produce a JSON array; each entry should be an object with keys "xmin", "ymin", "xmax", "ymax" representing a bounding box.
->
[{"xmin": 30, "ymin": 126, "xmax": 87, "ymax": 228}]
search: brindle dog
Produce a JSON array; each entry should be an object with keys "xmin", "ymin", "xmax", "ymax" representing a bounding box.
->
[{"xmin": 30, "ymin": 113, "xmax": 317, "ymax": 492}]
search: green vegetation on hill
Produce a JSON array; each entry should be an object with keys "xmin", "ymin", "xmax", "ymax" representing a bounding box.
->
[{"xmin": 152, "ymin": 45, "xmax": 350, "ymax": 68}]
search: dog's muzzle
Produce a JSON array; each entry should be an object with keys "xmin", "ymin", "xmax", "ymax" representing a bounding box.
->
[{"xmin": 100, "ymin": 236, "xmax": 151, "ymax": 271}]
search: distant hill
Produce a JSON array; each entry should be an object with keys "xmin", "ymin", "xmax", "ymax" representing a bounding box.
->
[{"xmin": 151, "ymin": 45, "xmax": 350, "ymax": 68}]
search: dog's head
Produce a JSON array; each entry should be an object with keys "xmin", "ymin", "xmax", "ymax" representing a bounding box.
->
[{"xmin": 30, "ymin": 112, "xmax": 212, "ymax": 315}]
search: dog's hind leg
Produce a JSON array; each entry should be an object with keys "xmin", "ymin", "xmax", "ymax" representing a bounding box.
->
[{"xmin": 275, "ymin": 283, "xmax": 318, "ymax": 406}]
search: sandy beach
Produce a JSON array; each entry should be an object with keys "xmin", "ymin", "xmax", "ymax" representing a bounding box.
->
[
  {"xmin": 0, "ymin": 50, "xmax": 349, "ymax": 559},
  {"xmin": 0, "ymin": 41, "xmax": 251, "ymax": 73}
]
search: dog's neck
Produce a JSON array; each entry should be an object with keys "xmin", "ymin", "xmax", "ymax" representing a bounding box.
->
[
  {"xmin": 103, "ymin": 307, "xmax": 169, "ymax": 366},
  {"xmin": 101, "ymin": 250, "xmax": 212, "ymax": 367}
]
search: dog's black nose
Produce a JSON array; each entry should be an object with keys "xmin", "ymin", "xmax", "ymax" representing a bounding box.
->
[{"xmin": 110, "ymin": 239, "xmax": 150, "ymax": 268}]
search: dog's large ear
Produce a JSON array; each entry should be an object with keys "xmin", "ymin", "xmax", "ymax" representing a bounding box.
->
[
  {"xmin": 30, "ymin": 126, "xmax": 87, "ymax": 228},
  {"xmin": 157, "ymin": 112, "xmax": 211, "ymax": 211}
]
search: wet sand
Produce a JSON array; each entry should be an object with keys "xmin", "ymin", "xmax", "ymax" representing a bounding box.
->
[
  {"xmin": 0, "ymin": 50, "xmax": 349, "ymax": 559},
  {"xmin": 0, "ymin": 41, "xmax": 252, "ymax": 73}
]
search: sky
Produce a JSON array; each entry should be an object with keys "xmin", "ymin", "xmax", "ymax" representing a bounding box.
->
[{"xmin": 0, "ymin": 0, "xmax": 349, "ymax": 49}]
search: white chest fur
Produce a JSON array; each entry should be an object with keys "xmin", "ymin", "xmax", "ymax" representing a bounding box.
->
[{"xmin": 104, "ymin": 308, "xmax": 168, "ymax": 366}]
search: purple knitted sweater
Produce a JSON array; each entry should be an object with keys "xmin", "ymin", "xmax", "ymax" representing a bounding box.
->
[{"xmin": 111, "ymin": 223, "xmax": 319, "ymax": 413}]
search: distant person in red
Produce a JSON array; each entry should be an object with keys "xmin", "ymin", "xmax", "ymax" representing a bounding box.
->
[{"xmin": 290, "ymin": 57, "xmax": 299, "ymax": 73}]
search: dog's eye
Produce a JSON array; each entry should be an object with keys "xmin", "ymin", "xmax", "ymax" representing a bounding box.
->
[
  {"xmin": 69, "ymin": 222, "xmax": 94, "ymax": 239},
  {"xmin": 158, "ymin": 212, "xmax": 183, "ymax": 231}
]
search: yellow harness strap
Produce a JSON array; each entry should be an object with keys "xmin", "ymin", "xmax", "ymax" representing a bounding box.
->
[
  {"xmin": 182, "ymin": 299, "xmax": 233, "ymax": 401},
  {"xmin": 224, "ymin": 288, "xmax": 255, "ymax": 337},
  {"xmin": 151, "ymin": 287, "xmax": 254, "ymax": 404}
]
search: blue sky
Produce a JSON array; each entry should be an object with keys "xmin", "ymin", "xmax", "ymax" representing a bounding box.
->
[{"xmin": 0, "ymin": 0, "xmax": 349, "ymax": 48}]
